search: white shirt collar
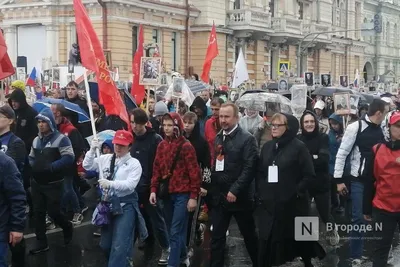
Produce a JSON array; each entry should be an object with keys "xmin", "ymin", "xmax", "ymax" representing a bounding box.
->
[{"xmin": 223, "ymin": 124, "xmax": 238, "ymax": 136}]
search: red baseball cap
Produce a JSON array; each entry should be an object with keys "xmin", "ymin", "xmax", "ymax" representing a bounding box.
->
[
  {"xmin": 390, "ymin": 112, "xmax": 400, "ymax": 125},
  {"xmin": 112, "ymin": 130, "xmax": 133, "ymax": 146}
]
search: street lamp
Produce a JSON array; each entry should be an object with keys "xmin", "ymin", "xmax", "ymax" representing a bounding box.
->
[{"xmin": 297, "ymin": 28, "xmax": 373, "ymax": 77}]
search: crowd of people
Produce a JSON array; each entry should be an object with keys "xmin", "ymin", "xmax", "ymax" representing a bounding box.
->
[{"xmin": 1, "ymin": 79, "xmax": 400, "ymax": 267}]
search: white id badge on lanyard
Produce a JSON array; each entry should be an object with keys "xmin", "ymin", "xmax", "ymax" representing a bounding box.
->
[
  {"xmin": 268, "ymin": 165, "xmax": 278, "ymax": 183},
  {"xmin": 215, "ymin": 159, "xmax": 224, "ymax": 172}
]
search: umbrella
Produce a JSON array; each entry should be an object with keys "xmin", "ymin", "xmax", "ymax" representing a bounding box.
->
[
  {"xmin": 33, "ymin": 98, "xmax": 90, "ymax": 123},
  {"xmin": 86, "ymin": 130, "xmax": 116, "ymax": 144},
  {"xmin": 360, "ymin": 93, "xmax": 380, "ymax": 104},
  {"xmin": 236, "ymin": 92, "xmax": 292, "ymax": 113},
  {"xmin": 184, "ymin": 79, "xmax": 210, "ymax": 93},
  {"xmin": 88, "ymin": 82, "xmax": 138, "ymax": 111},
  {"xmin": 312, "ymin": 87, "xmax": 354, "ymax": 97}
]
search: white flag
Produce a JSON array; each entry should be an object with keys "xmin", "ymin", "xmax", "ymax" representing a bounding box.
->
[{"xmin": 232, "ymin": 47, "xmax": 249, "ymax": 88}]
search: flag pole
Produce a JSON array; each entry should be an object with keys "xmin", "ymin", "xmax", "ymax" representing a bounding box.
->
[
  {"xmin": 0, "ymin": 81, "xmax": 4, "ymax": 104},
  {"xmin": 83, "ymin": 68, "xmax": 103, "ymax": 179},
  {"xmin": 146, "ymin": 86, "xmax": 151, "ymax": 112}
]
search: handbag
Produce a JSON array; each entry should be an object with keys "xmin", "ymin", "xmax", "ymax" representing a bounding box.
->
[{"xmin": 157, "ymin": 141, "xmax": 185, "ymax": 199}]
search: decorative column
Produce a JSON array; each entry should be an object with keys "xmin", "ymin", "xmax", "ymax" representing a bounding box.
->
[
  {"xmin": 45, "ymin": 24, "xmax": 59, "ymax": 68},
  {"xmin": 3, "ymin": 26, "xmax": 17, "ymax": 66}
]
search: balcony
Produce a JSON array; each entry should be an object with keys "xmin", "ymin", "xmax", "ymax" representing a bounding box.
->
[
  {"xmin": 226, "ymin": 9, "xmax": 272, "ymax": 32},
  {"xmin": 271, "ymin": 17, "xmax": 303, "ymax": 36},
  {"xmin": 302, "ymin": 23, "xmax": 331, "ymax": 41}
]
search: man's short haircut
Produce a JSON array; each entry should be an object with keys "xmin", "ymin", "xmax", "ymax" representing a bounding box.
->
[
  {"xmin": 130, "ymin": 108, "xmax": 149, "ymax": 124},
  {"xmin": 210, "ymin": 97, "xmax": 224, "ymax": 106},
  {"xmin": 221, "ymin": 102, "xmax": 239, "ymax": 117},
  {"xmin": 182, "ymin": 111, "xmax": 198, "ymax": 123},
  {"xmin": 67, "ymin": 81, "xmax": 79, "ymax": 88},
  {"xmin": 367, "ymin": 99, "xmax": 388, "ymax": 116},
  {"xmin": 53, "ymin": 103, "xmax": 67, "ymax": 116}
]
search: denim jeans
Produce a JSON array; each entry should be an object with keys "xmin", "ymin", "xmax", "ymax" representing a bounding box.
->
[
  {"xmin": 0, "ymin": 241, "xmax": 7, "ymax": 267},
  {"xmin": 350, "ymin": 181, "xmax": 366, "ymax": 259},
  {"xmin": 138, "ymin": 191, "xmax": 169, "ymax": 249},
  {"xmin": 61, "ymin": 176, "xmax": 81, "ymax": 213},
  {"xmin": 100, "ymin": 203, "xmax": 136, "ymax": 267},
  {"xmin": 163, "ymin": 193, "xmax": 189, "ymax": 267}
]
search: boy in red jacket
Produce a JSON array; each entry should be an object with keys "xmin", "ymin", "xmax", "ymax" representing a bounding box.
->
[{"xmin": 150, "ymin": 112, "xmax": 201, "ymax": 267}]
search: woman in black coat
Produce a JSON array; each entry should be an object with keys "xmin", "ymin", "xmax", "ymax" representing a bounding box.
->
[
  {"xmin": 255, "ymin": 113, "xmax": 325, "ymax": 267},
  {"xmin": 297, "ymin": 111, "xmax": 339, "ymax": 246}
]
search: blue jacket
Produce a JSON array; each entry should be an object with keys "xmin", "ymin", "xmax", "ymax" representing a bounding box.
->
[
  {"xmin": 0, "ymin": 152, "xmax": 26, "ymax": 241},
  {"xmin": 0, "ymin": 131, "xmax": 26, "ymax": 174},
  {"xmin": 29, "ymin": 108, "xmax": 75, "ymax": 184},
  {"xmin": 328, "ymin": 114, "xmax": 350, "ymax": 176}
]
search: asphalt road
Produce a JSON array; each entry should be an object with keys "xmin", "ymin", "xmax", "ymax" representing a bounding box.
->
[{"xmin": 17, "ymin": 188, "xmax": 400, "ymax": 267}]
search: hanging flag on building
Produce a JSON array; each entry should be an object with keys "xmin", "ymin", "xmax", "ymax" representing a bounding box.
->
[
  {"xmin": 132, "ymin": 24, "xmax": 145, "ymax": 104},
  {"xmin": 73, "ymin": 0, "xmax": 130, "ymax": 128},
  {"xmin": 201, "ymin": 23, "xmax": 219, "ymax": 84},
  {"xmin": 0, "ymin": 30, "xmax": 15, "ymax": 80},
  {"xmin": 231, "ymin": 47, "xmax": 249, "ymax": 88}
]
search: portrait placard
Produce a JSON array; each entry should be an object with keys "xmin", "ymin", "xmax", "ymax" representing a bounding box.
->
[
  {"xmin": 139, "ymin": 57, "xmax": 162, "ymax": 85},
  {"xmin": 172, "ymin": 77, "xmax": 185, "ymax": 98},
  {"xmin": 349, "ymin": 95, "xmax": 360, "ymax": 115},
  {"xmin": 304, "ymin": 72, "xmax": 314, "ymax": 86},
  {"xmin": 333, "ymin": 93, "xmax": 351, "ymax": 115}
]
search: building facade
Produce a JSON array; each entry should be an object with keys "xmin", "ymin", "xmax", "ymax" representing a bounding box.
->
[
  {"xmin": 0, "ymin": 0, "xmax": 397, "ymax": 89},
  {"xmin": 363, "ymin": 0, "xmax": 400, "ymax": 92}
]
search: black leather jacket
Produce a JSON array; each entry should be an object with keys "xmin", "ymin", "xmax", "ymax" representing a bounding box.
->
[{"xmin": 210, "ymin": 126, "xmax": 258, "ymax": 211}]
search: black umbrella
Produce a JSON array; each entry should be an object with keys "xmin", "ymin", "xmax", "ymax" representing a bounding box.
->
[
  {"xmin": 312, "ymin": 87, "xmax": 353, "ymax": 97},
  {"xmin": 266, "ymin": 83, "xmax": 293, "ymax": 90}
]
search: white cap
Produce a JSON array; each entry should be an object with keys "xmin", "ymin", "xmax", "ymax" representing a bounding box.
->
[
  {"xmin": 314, "ymin": 100, "xmax": 325, "ymax": 110},
  {"xmin": 381, "ymin": 97, "xmax": 393, "ymax": 104}
]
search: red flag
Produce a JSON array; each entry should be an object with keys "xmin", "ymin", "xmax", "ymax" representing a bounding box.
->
[
  {"xmin": 0, "ymin": 31, "xmax": 15, "ymax": 80},
  {"xmin": 200, "ymin": 23, "xmax": 219, "ymax": 83},
  {"xmin": 73, "ymin": 0, "xmax": 130, "ymax": 129},
  {"xmin": 74, "ymin": 2, "xmax": 98, "ymax": 73},
  {"xmin": 132, "ymin": 25, "xmax": 145, "ymax": 104}
]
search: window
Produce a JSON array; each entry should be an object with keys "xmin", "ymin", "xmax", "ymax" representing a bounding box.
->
[
  {"xmin": 340, "ymin": 2, "xmax": 346, "ymax": 28},
  {"xmin": 335, "ymin": 0, "xmax": 340, "ymax": 26},
  {"xmin": 152, "ymin": 29, "xmax": 158, "ymax": 44},
  {"xmin": 269, "ymin": 0, "xmax": 275, "ymax": 17},
  {"xmin": 298, "ymin": 1, "xmax": 304, "ymax": 20},
  {"xmin": 386, "ymin": 22, "xmax": 391, "ymax": 46},
  {"xmin": 71, "ymin": 24, "xmax": 77, "ymax": 45},
  {"xmin": 355, "ymin": 2, "xmax": 361, "ymax": 39},
  {"xmin": 395, "ymin": 24, "xmax": 398, "ymax": 47},
  {"xmin": 171, "ymin": 32, "xmax": 177, "ymax": 71},
  {"xmin": 234, "ymin": 0, "xmax": 240, "ymax": 9},
  {"xmin": 132, "ymin": 26, "xmax": 138, "ymax": 54},
  {"xmin": 235, "ymin": 45, "xmax": 240, "ymax": 62}
]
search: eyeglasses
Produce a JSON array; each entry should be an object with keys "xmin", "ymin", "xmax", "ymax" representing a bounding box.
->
[{"xmin": 271, "ymin": 124, "xmax": 286, "ymax": 129}]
